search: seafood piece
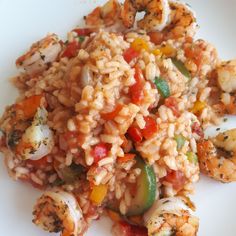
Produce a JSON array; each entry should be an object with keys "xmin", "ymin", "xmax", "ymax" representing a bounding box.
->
[
  {"xmin": 121, "ymin": 0, "xmax": 170, "ymax": 31},
  {"xmin": 144, "ymin": 197, "xmax": 199, "ymax": 236},
  {"xmin": 15, "ymin": 107, "xmax": 54, "ymax": 160},
  {"xmin": 164, "ymin": 0, "xmax": 197, "ymax": 40},
  {"xmin": 16, "ymin": 34, "xmax": 62, "ymax": 75},
  {"xmin": 33, "ymin": 190, "xmax": 83, "ymax": 236},
  {"xmin": 197, "ymin": 128, "xmax": 236, "ymax": 182},
  {"xmin": 85, "ymin": 0, "xmax": 121, "ymax": 27},
  {"xmin": 149, "ymin": 0, "xmax": 197, "ymax": 43},
  {"xmin": 217, "ymin": 59, "xmax": 236, "ymax": 93}
]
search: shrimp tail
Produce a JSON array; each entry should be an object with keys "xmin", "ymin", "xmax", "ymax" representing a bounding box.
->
[
  {"xmin": 197, "ymin": 129, "xmax": 236, "ymax": 183},
  {"xmin": 33, "ymin": 190, "xmax": 84, "ymax": 236}
]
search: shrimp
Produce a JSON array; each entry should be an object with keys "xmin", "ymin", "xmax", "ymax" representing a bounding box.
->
[
  {"xmin": 197, "ymin": 128, "xmax": 236, "ymax": 183},
  {"xmin": 85, "ymin": 0, "xmax": 121, "ymax": 27},
  {"xmin": 144, "ymin": 197, "xmax": 199, "ymax": 236},
  {"xmin": 162, "ymin": 0, "xmax": 197, "ymax": 40},
  {"xmin": 217, "ymin": 59, "xmax": 236, "ymax": 93},
  {"xmin": 0, "ymin": 95, "xmax": 54, "ymax": 161},
  {"xmin": 208, "ymin": 60, "xmax": 236, "ymax": 115},
  {"xmin": 33, "ymin": 190, "xmax": 83, "ymax": 236},
  {"xmin": 121, "ymin": 0, "xmax": 170, "ymax": 31},
  {"xmin": 15, "ymin": 107, "xmax": 54, "ymax": 160},
  {"xmin": 16, "ymin": 34, "xmax": 62, "ymax": 76}
]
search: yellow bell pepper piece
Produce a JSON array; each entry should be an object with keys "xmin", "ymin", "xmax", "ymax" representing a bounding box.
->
[
  {"xmin": 131, "ymin": 38, "xmax": 149, "ymax": 52},
  {"xmin": 107, "ymin": 209, "xmax": 121, "ymax": 222},
  {"xmin": 152, "ymin": 48, "xmax": 162, "ymax": 56},
  {"xmin": 191, "ymin": 101, "xmax": 206, "ymax": 114},
  {"xmin": 160, "ymin": 44, "xmax": 176, "ymax": 57},
  {"xmin": 90, "ymin": 184, "xmax": 108, "ymax": 205}
]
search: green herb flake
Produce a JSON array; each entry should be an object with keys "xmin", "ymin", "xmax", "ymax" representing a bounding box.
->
[
  {"xmin": 171, "ymin": 58, "xmax": 191, "ymax": 79},
  {"xmin": 154, "ymin": 76, "xmax": 170, "ymax": 98},
  {"xmin": 78, "ymin": 36, "xmax": 85, "ymax": 43},
  {"xmin": 7, "ymin": 130, "xmax": 21, "ymax": 148},
  {"xmin": 223, "ymin": 118, "xmax": 228, "ymax": 122}
]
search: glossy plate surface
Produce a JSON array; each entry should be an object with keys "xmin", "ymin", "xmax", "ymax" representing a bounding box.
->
[{"xmin": 0, "ymin": 0, "xmax": 236, "ymax": 235}]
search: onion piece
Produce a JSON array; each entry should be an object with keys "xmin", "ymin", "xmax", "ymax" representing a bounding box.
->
[{"xmin": 80, "ymin": 65, "xmax": 93, "ymax": 88}]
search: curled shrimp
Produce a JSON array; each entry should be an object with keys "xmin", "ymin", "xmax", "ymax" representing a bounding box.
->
[
  {"xmin": 162, "ymin": 0, "xmax": 197, "ymax": 40},
  {"xmin": 217, "ymin": 59, "xmax": 236, "ymax": 93},
  {"xmin": 33, "ymin": 190, "xmax": 83, "ymax": 236},
  {"xmin": 208, "ymin": 60, "xmax": 236, "ymax": 115},
  {"xmin": 121, "ymin": 0, "xmax": 170, "ymax": 31},
  {"xmin": 144, "ymin": 197, "xmax": 199, "ymax": 236},
  {"xmin": 85, "ymin": 0, "xmax": 121, "ymax": 27},
  {"xmin": 15, "ymin": 107, "xmax": 54, "ymax": 161},
  {"xmin": 1, "ymin": 95, "xmax": 54, "ymax": 161},
  {"xmin": 197, "ymin": 128, "xmax": 236, "ymax": 183},
  {"xmin": 16, "ymin": 34, "xmax": 62, "ymax": 76}
]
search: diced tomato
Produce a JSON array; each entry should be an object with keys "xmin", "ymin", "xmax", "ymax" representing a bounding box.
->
[
  {"xmin": 123, "ymin": 47, "xmax": 139, "ymax": 63},
  {"xmin": 62, "ymin": 41, "xmax": 80, "ymax": 58},
  {"xmin": 165, "ymin": 97, "xmax": 181, "ymax": 117},
  {"xmin": 63, "ymin": 131, "xmax": 85, "ymax": 149},
  {"xmin": 129, "ymin": 66, "xmax": 144, "ymax": 104},
  {"xmin": 191, "ymin": 122, "xmax": 204, "ymax": 138},
  {"xmin": 26, "ymin": 156, "xmax": 49, "ymax": 168},
  {"xmin": 121, "ymin": 135, "xmax": 129, "ymax": 149},
  {"xmin": 117, "ymin": 153, "xmax": 136, "ymax": 163},
  {"xmin": 163, "ymin": 170, "xmax": 186, "ymax": 192},
  {"xmin": 148, "ymin": 31, "xmax": 165, "ymax": 45},
  {"xmin": 91, "ymin": 143, "xmax": 109, "ymax": 163},
  {"xmin": 141, "ymin": 116, "xmax": 158, "ymax": 139},
  {"xmin": 101, "ymin": 104, "xmax": 123, "ymax": 120},
  {"xmin": 15, "ymin": 94, "xmax": 45, "ymax": 119},
  {"xmin": 134, "ymin": 66, "xmax": 144, "ymax": 85},
  {"xmin": 114, "ymin": 221, "xmax": 148, "ymax": 236},
  {"xmin": 129, "ymin": 82, "xmax": 144, "ymax": 104},
  {"xmin": 127, "ymin": 126, "xmax": 143, "ymax": 143},
  {"xmin": 184, "ymin": 45, "xmax": 203, "ymax": 67},
  {"xmin": 72, "ymin": 28, "xmax": 92, "ymax": 36}
]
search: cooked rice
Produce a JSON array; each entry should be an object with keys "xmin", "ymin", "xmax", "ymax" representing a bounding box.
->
[{"xmin": 0, "ymin": 1, "xmax": 225, "ymax": 235}]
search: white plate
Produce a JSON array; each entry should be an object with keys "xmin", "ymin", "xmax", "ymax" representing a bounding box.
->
[{"xmin": 0, "ymin": 0, "xmax": 236, "ymax": 235}]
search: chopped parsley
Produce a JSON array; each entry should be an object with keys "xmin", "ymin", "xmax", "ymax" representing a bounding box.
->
[
  {"xmin": 78, "ymin": 36, "xmax": 85, "ymax": 43},
  {"xmin": 7, "ymin": 130, "xmax": 21, "ymax": 148}
]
